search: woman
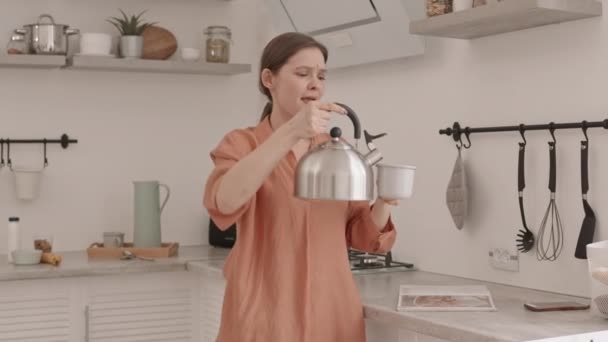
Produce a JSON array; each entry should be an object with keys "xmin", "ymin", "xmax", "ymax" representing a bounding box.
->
[{"xmin": 203, "ymin": 32, "xmax": 399, "ymax": 342}]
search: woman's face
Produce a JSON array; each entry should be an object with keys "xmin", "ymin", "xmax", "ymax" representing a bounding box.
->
[{"xmin": 264, "ymin": 47, "xmax": 327, "ymax": 118}]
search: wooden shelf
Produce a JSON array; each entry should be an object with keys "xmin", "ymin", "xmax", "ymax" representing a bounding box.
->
[
  {"xmin": 409, "ymin": 0, "xmax": 602, "ymax": 39},
  {"xmin": 65, "ymin": 55, "xmax": 251, "ymax": 75},
  {"xmin": 0, "ymin": 54, "xmax": 65, "ymax": 69}
]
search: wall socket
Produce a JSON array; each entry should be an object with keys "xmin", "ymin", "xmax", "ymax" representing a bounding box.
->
[{"xmin": 488, "ymin": 248, "xmax": 519, "ymax": 272}]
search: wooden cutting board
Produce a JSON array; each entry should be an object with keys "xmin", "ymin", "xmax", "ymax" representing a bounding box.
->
[{"xmin": 142, "ymin": 26, "xmax": 177, "ymax": 60}]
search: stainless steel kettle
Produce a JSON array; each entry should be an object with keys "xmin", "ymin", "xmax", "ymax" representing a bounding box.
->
[{"xmin": 295, "ymin": 103, "xmax": 386, "ymax": 201}]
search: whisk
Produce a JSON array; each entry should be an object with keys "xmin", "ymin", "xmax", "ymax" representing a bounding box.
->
[{"xmin": 536, "ymin": 140, "xmax": 564, "ymax": 261}]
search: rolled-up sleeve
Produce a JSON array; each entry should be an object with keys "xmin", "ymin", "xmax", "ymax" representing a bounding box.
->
[
  {"xmin": 203, "ymin": 129, "xmax": 256, "ymax": 230},
  {"xmin": 345, "ymin": 201, "xmax": 396, "ymax": 253}
]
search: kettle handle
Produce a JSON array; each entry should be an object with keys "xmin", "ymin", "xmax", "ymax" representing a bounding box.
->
[{"xmin": 334, "ymin": 103, "xmax": 361, "ymax": 140}]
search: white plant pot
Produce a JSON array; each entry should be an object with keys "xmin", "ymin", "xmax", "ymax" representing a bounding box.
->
[{"xmin": 120, "ymin": 35, "xmax": 143, "ymax": 59}]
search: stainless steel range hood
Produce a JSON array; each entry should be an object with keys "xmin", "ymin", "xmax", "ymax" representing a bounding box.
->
[{"xmin": 265, "ymin": 0, "xmax": 426, "ymax": 69}]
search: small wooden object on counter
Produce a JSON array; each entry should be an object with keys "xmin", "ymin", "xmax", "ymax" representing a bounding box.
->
[
  {"xmin": 34, "ymin": 239, "xmax": 52, "ymax": 253},
  {"xmin": 41, "ymin": 252, "xmax": 62, "ymax": 266},
  {"xmin": 87, "ymin": 242, "xmax": 179, "ymax": 259}
]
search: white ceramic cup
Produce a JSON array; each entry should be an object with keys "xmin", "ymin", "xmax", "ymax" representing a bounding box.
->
[
  {"xmin": 12, "ymin": 166, "xmax": 43, "ymax": 201},
  {"xmin": 181, "ymin": 47, "xmax": 200, "ymax": 61},
  {"xmin": 376, "ymin": 163, "xmax": 416, "ymax": 199},
  {"xmin": 80, "ymin": 33, "xmax": 112, "ymax": 55},
  {"xmin": 453, "ymin": 0, "xmax": 474, "ymax": 11}
]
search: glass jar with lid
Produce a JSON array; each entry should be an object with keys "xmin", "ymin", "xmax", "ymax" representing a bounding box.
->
[
  {"xmin": 426, "ymin": 0, "xmax": 452, "ymax": 17},
  {"xmin": 6, "ymin": 34, "xmax": 27, "ymax": 54},
  {"xmin": 204, "ymin": 25, "xmax": 231, "ymax": 63}
]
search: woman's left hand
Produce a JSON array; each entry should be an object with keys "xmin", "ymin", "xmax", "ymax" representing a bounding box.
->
[{"xmin": 370, "ymin": 197, "xmax": 399, "ymax": 229}]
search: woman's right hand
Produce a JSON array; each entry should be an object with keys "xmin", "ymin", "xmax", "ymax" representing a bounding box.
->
[{"xmin": 290, "ymin": 101, "xmax": 347, "ymax": 139}]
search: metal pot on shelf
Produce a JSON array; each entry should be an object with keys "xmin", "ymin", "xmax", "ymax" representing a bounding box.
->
[{"xmin": 13, "ymin": 14, "xmax": 80, "ymax": 55}]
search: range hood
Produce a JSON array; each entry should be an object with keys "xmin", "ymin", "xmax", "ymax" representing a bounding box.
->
[{"xmin": 264, "ymin": 0, "xmax": 426, "ymax": 69}]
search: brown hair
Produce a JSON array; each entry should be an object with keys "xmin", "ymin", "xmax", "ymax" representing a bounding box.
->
[{"xmin": 258, "ymin": 32, "xmax": 328, "ymax": 122}]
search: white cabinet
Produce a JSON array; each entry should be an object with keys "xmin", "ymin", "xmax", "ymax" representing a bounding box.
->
[
  {"xmin": 365, "ymin": 320, "xmax": 451, "ymax": 342},
  {"xmin": 0, "ymin": 278, "xmax": 76, "ymax": 342},
  {"xmin": 0, "ymin": 272, "xmax": 201, "ymax": 342},
  {"xmin": 200, "ymin": 272, "xmax": 226, "ymax": 342},
  {"xmin": 85, "ymin": 272, "xmax": 201, "ymax": 342}
]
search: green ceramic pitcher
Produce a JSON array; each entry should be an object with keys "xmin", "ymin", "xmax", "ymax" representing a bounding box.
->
[{"xmin": 133, "ymin": 180, "xmax": 170, "ymax": 247}]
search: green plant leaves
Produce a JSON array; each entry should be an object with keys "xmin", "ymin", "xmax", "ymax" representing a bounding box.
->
[{"xmin": 106, "ymin": 9, "xmax": 155, "ymax": 36}]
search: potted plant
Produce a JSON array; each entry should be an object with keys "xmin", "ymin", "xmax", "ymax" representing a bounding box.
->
[{"xmin": 107, "ymin": 9, "xmax": 155, "ymax": 59}]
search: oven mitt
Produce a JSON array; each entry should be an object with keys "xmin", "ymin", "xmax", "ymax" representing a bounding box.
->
[{"xmin": 446, "ymin": 148, "xmax": 468, "ymax": 230}]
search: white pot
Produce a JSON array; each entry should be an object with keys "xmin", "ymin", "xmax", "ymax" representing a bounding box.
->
[
  {"xmin": 120, "ymin": 35, "xmax": 143, "ymax": 59},
  {"xmin": 376, "ymin": 163, "xmax": 416, "ymax": 199}
]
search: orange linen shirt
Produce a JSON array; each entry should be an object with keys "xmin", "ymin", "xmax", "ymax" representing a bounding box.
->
[{"xmin": 203, "ymin": 116, "xmax": 397, "ymax": 342}]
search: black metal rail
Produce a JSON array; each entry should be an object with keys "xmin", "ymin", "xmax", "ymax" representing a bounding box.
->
[
  {"xmin": 0, "ymin": 133, "xmax": 77, "ymax": 167},
  {"xmin": 439, "ymin": 120, "xmax": 608, "ymax": 147}
]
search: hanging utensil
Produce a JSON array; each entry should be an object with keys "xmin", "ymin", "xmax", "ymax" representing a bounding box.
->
[
  {"xmin": 445, "ymin": 137, "xmax": 468, "ymax": 230},
  {"xmin": 575, "ymin": 123, "xmax": 596, "ymax": 259},
  {"xmin": 537, "ymin": 128, "xmax": 564, "ymax": 261},
  {"xmin": 515, "ymin": 131, "xmax": 534, "ymax": 252}
]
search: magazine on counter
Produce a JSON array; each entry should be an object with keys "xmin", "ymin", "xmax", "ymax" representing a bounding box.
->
[{"xmin": 397, "ymin": 285, "xmax": 497, "ymax": 312}]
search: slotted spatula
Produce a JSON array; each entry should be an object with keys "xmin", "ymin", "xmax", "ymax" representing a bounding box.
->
[{"xmin": 575, "ymin": 139, "xmax": 596, "ymax": 259}]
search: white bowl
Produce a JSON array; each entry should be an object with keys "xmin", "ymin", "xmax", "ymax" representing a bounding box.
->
[
  {"xmin": 12, "ymin": 249, "xmax": 42, "ymax": 265},
  {"xmin": 181, "ymin": 48, "xmax": 200, "ymax": 61}
]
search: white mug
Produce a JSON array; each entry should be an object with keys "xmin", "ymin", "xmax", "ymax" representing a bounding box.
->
[
  {"xmin": 80, "ymin": 33, "xmax": 112, "ymax": 56},
  {"xmin": 376, "ymin": 163, "xmax": 416, "ymax": 199}
]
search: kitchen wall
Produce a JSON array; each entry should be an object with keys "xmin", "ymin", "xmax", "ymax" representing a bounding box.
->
[
  {"xmin": 1, "ymin": 0, "xmax": 606, "ymax": 298},
  {"xmin": 0, "ymin": 0, "xmax": 269, "ymax": 253},
  {"xmin": 323, "ymin": 2, "xmax": 608, "ymax": 297}
]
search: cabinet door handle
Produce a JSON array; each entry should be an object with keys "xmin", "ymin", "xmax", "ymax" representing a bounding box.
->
[{"xmin": 84, "ymin": 304, "xmax": 90, "ymax": 342}]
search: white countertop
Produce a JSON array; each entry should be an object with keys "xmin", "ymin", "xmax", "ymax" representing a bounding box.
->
[
  {"xmin": 189, "ymin": 259, "xmax": 608, "ymax": 342},
  {"xmin": 2, "ymin": 247, "xmax": 606, "ymax": 342},
  {"xmin": 354, "ymin": 271, "xmax": 606, "ymax": 342},
  {"xmin": 0, "ymin": 245, "xmax": 229, "ymax": 281}
]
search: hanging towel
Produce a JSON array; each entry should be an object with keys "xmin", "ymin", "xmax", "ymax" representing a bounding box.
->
[{"xmin": 446, "ymin": 148, "xmax": 468, "ymax": 230}]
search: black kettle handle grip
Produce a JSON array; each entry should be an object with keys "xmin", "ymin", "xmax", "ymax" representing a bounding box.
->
[{"xmin": 334, "ymin": 102, "xmax": 361, "ymax": 140}]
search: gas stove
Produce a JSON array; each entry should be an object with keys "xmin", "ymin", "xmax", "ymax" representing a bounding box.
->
[{"xmin": 348, "ymin": 248, "xmax": 415, "ymax": 274}]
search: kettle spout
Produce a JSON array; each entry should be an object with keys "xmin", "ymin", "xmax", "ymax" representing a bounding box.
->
[
  {"xmin": 363, "ymin": 130, "xmax": 386, "ymax": 166},
  {"xmin": 364, "ymin": 148, "xmax": 383, "ymax": 166}
]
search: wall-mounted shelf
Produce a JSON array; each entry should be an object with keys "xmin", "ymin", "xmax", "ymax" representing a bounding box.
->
[
  {"xmin": 409, "ymin": 0, "xmax": 602, "ymax": 39},
  {"xmin": 0, "ymin": 55, "xmax": 65, "ymax": 69},
  {"xmin": 65, "ymin": 55, "xmax": 251, "ymax": 75}
]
